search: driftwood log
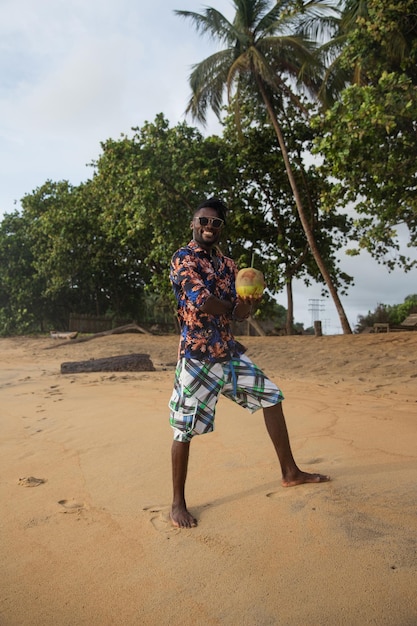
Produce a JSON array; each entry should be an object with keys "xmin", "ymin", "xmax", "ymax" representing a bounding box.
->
[
  {"xmin": 50, "ymin": 331, "xmax": 78, "ymax": 340},
  {"xmin": 45, "ymin": 323, "xmax": 152, "ymax": 350},
  {"xmin": 61, "ymin": 353, "xmax": 155, "ymax": 374}
]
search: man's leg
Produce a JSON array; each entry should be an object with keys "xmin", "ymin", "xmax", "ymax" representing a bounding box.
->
[
  {"xmin": 263, "ymin": 403, "xmax": 330, "ymax": 486},
  {"xmin": 170, "ymin": 440, "xmax": 198, "ymax": 528}
]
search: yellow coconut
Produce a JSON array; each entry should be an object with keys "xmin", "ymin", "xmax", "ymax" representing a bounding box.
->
[{"xmin": 236, "ymin": 267, "xmax": 265, "ymax": 298}]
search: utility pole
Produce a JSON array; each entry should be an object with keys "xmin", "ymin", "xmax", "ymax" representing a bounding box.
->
[{"xmin": 308, "ymin": 299, "xmax": 325, "ymax": 336}]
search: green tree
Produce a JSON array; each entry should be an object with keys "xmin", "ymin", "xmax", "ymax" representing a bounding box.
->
[
  {"xmin": 311, "ymin": 0, "xmax": 369, "ymax": 106},
  {"xmin": 341, "ymin": 0, "xmax": 417, "ymax": 84},
  {"xmin": 175, "ymin": 0, "xmax": 353, "ymax": 333},
  {"xmin": 91, "ymin": 114, "xmax": 233, "ymax": 301},
  {"xmin": 220, "ymin": 97, "xmax": 352, "ymax": 333},
  {"xmin": 14, "ymin": 178, "xmax": 152, "ymax": 328},
  {"xmin": 314, "ymin": 0, "xmax": 417, "ymax": 267},
  {"xmin": 0, "ymin": 211, "xmax": 48, "ymax": 334},
  {"xmin": 0, "ymin": 115, "xmax": 243, "ymax": 334},
  {"xmin": 392, "ymin": 294, "xmax": 417, "ymax": 325},
  {"xmin": 355, "ymin": 294, "xmax": 417, "ymax": 332},
  {"xmin": 19, "ymin": 180, "xmax": 140, "ymax": 321}
]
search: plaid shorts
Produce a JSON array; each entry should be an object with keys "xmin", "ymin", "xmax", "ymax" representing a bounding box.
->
[{"xmin": 169, "ymin": 354, "xmax": 284, "ymax": 442}]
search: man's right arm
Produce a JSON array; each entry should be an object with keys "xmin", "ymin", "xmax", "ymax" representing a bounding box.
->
[
  {"xmin": 200, "ymin": 295, "xmax": 233, "ymax": 316},
  {"xmin": 200, "ymin": 296, "xmax": 252, "ymax": 320}
]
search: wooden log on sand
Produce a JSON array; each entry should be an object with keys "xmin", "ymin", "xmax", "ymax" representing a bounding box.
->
[
  {"xmin": 45, "ymin": 323, "xmax": 151, "ymax": 350},
  {"xmin": 50, "ymin": 331, "xmax": 78, "ymax": 340},
  {"xmin": 61, "ymin": 353, "xmax": 155, "ymax": 374}
]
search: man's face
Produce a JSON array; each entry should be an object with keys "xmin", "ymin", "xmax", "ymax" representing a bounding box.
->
[{"xmin": 191, "ymin": 207, "xmax": 224, "ymax": 250}]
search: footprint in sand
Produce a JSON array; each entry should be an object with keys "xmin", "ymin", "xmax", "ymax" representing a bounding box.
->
[
  {"xmin": 306, "ymin": 457, "xmax": 325, "ymax": 465},
  {"xmin": 265, "ymin": 490, "xmax": 289, "ymax": 500},
  {"xmin": 143, "ymin": 505, "xmax": 179, "ymax": 534},
  {"xmin": 58, "ymin": 499, "xmax": 85, "ymax": 514},
  {"xmin": 18, "ymin": 476, "xmax": 47, "ymax": 487}
]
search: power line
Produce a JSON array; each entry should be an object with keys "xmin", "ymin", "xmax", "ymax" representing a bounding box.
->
[{"xmin": 308, "ymin": 298, "xmax": 325, "ymax": 326}]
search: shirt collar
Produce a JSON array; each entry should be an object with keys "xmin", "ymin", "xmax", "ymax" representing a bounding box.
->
[{"xmin": 188, "ymin": 239, "xmax": 215, "ymax": 257}]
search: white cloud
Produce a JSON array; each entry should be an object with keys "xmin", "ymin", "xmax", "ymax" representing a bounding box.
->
[
  {"xmin": 0, "ymin": 0, "xmax": 226, "ymax": 197},
  {"xmin": 277, "ymin": 247, "xmax": 417, "ymax": 333},
  {"xmin": 25, "ymin": 37, "xmax": 129, "ymax": 131}
]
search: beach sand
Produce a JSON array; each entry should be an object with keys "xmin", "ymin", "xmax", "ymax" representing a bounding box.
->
[{"xmin": 1, "ymin": 332, "xmax": 417, "ymax": 625}]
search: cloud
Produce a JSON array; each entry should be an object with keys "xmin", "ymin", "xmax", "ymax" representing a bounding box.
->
[
  {"xmin": 0, "ymin": 0, "xmax": 217, "ymax": 202},
  {"xmin": 278, "ymin": 247, "xmax": 416, "ymax": 333},
  {"xmin": 25, "ymin": 37, "xmax": 129, "ymax": 132}
]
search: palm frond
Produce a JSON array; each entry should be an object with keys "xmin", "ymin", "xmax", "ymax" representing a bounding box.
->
[
  {"xmin": 226, "ymin": 55, "xmax": 250, "ymax": 101},
  {"xmin": 175, "ymin": 8, "xmax": 234, "ymax": 45},
  {"xmin": 254, "ymin": 0, "xmax": 296, "ymax": 38},
  {"xmin": 339, "ymin": 0, "xmax": 369, "ymax": 33},
  {"xmin": 176, "ymin": 0, "xmax": 348, "ymax": 121},
  {"xmin": 316, "ymin": 55, "xmax": 351, "ymax": 107},
  {"xmin": 258, "ymin": 34, "xmax": 317, "ymax": 74},
  {"xmin": 185, "ymin": 49, "xmax": 236, "ymax": 123},
  {"xmin": 233, "ymin": 0, "xmax": 275, "ymax": 31}
]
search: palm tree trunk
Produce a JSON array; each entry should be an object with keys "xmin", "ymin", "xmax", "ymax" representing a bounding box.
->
[{"xmin": 256, "ymin": 79, "xmax": 352, "ymax": 334}]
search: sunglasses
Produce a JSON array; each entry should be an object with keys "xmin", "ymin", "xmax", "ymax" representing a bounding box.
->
[{"xmin": 194, "ymin": 216, "xmax": 224, "ymax": 228}]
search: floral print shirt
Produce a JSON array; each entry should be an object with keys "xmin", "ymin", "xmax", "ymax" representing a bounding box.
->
[{"xmin": 170, "ymin": 240, "xmax": 246, "ymax": 362}]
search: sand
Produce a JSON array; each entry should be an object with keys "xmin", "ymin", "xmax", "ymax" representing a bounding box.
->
[{"xmin": 1, "ymin": 331, "xmax": 417, "ymax": 625}]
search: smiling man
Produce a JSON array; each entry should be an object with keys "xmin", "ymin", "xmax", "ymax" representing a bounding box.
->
[{"xmin": 168, "ymin": 197, "xmax": 330, "ymax": 528}]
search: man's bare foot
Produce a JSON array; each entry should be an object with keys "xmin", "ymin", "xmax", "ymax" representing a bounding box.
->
[
  {"xmin": 170, "ymin": 504, "xmax": 197, "ymax": 528},
  {"xmin": 282, "ymin": 470, "xmax": 330, "ymax": 487}
]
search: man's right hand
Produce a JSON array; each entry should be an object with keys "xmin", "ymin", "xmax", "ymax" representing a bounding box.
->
[{"xmin": 233, "ymin": 297, "xmax": 261, "ymax": 320}]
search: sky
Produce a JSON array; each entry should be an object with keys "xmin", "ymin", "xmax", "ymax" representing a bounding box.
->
[{"xmin": 1, "ymin": 0, "xmax": 415, "ymax": 333}]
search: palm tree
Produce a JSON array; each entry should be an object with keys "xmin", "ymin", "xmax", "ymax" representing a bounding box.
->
[
  {"xmin": 176, "ymin": 0, "xmax": 352, "ymax": 333},
  {"xmin": 310, "ymin": 0, "xmax": 370, "ymax": 104}
]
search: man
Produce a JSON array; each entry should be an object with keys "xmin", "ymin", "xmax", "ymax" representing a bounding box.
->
[{"xmin": 169, "ymin": 197, "xmax": 329, "ymax": 528}]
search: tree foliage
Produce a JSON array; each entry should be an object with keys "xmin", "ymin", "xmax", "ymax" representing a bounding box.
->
[
  {"xmin": 0, "ymin": 211, "xmax": 47, "ymax": 334},
  {"xmin": 90, "ymin": 114, "xmax": 233, "ymax": 300},
  {"xmin": 0, "ymin": 116, "xmax": 253, "ymax": 333},
  {"xmin": 176, "ymin": 0, "xmax": 353, "ymax": 333},
  {"xmin": 355, "ymin": 294, "xmax": 417, "ymax": 332},
  {"xmin": 313, "ymin": 0, "xmax": 417, "ymax": 268},
  {"xmin": 220, "ymin": 95, "xmax": 353, "ymax": 332}
]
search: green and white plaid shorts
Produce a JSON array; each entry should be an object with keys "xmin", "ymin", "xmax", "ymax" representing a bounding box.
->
[{"xmin": 169, "ymin": 354, "xmax": 284, "ymax": 442}]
